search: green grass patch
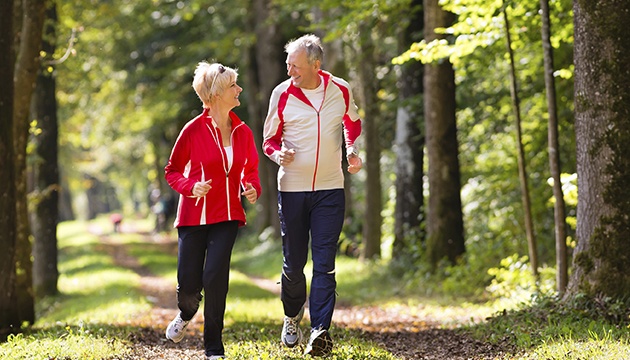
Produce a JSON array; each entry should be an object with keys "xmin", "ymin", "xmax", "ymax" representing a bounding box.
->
[
  {"xmin": 0, "ymin": 220, "xmax": 151, "ymax": 360},
  {"xmin": 464, "ymin": 295, "xmax": 630, "ymax": 359},
  {"xmin": 110, "ymin": 231, "xmax": 178, "ymax": 279},
  {"xmin": 1, "ymin": 325, "xmax": 130, "ymax": 360}
]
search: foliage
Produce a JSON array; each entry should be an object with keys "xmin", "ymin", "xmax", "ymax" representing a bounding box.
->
[
  {"xmin": 466, "ymin": 294, "xmax": 630, "ymax": 358},
  {"xmin": 485, "ymin": 254, "xmax": 555, "ymax": 304},
  {"xmin": 55, "ymin": 0, "xmax": 253, "ymax": 218}
]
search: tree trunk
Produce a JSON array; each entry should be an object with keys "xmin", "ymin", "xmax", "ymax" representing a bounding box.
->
[
  {"xmin": 0, "ymin": 0, "xmax": 18, "ymax": 339},
  {"xmin": 13, "ymin": 0, "xmax": 46, "ymax": 327},
  {"xmin": 245, "ymin": 0, "xmax": 288, "ymax": 236},
  {"xmin": 502, "ymin": 2, "xmax": 538, "ymax": 279},
  {"xmin": 58, "ymin": 171, "xmax": 75, "ymax": 221},
  {"xmin": 424, "ymin": 0, "xmax": 465, "ymax": 267},
  {"xmin": 30, "ymin": 1, "xmax": 59, "ymax": 298},
  {"xmin": 566, "ymin": 0, "xmax": 630, "ymax": 299},
  {"xmin": 393, "ymin": 0, "xmax": 425, "ymax": 260},
  {"xmin": 358, "ymin": 23, "xmax": 382, "ymax": 260},
  {"xmin": 539, "ymin": 0, "xmax": 568, "ymax": 295}
]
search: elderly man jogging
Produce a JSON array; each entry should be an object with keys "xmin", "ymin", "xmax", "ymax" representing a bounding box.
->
[{"xmin": 262, "ymin": 34, "xmax": 363, "ymax": 357}]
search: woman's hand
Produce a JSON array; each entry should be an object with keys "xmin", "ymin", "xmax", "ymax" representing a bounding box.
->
[
  {"xmin": 242, "ymin": 182, "xmax": 258, "ymax": 204},
  {"xmin": 192, "ymin": 179, "xmax": 212, "ymax": 197}
]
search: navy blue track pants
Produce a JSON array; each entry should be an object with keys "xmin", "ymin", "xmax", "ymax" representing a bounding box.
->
[
  {"xmin": 278, "ymin": 189, "xmax": 345, "ymax": 330},
  {"xmin": 176, "ymin": 221, "xmax": 238, "ymax": 357}
]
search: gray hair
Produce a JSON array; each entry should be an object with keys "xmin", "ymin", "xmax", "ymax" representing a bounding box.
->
[
  {"xmin": 192, "ymin": 62, "xmax": 238, "ymax": 108},
  {"xmin": 285, "ymin": 34, "xmax": 324, "ymax": 65}
]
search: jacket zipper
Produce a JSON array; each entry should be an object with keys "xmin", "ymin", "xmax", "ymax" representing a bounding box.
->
[{"xmin": 206, "ymin": 120, "xmax": 243, "ymax": 222}]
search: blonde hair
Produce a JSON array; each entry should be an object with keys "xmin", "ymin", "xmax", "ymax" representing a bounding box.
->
[{"xmin": 192, "ymin": 62, "xmax": 238, "ymax": 108}]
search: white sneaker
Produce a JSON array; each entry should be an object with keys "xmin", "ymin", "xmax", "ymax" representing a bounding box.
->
[
  {"xmin": 304, "ymin": 328, "xmax": 333, "ymax": 357},
  {"xmin": 165, "ymin": 313, "xmax": 190, "ymax": 343},
  {"xmin": 281, "ymin": 306, "xmax": 304, "ymax": 347},
  {"xmin": 207, "ymin": 356, "xmax": 225, "ymax": 359}
]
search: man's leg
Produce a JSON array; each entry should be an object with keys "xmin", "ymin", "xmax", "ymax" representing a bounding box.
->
[
  {"xmin": 278, "ymin": 191, "xmax": 311, "ymax": 317},
  {"xmin": 309, "ymin": 189, "xmax": 345, "ymax": 330}
]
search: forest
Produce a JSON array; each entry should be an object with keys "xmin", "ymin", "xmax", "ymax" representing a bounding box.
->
[{"xmin": 1, "ymin": 0, "xmax": 630, "ymax": 359}]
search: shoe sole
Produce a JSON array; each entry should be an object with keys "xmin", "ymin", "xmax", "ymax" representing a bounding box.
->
[
  {"xmin": 305, "ymin": 331, "xmax": 333, "ymax": 356},
  {"xmin": 166, "ymin": 334, "xmax": 184, "ymax": 343}
]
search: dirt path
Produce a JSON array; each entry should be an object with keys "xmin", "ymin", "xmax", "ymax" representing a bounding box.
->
[{"xmin": 97, "ymin": 230, "xmax": 513, "ymax": 359}]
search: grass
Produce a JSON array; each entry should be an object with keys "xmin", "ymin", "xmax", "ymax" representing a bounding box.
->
[
  {"xmin": 0, "ymin": 220, "xmax": 149, "ymax": 360},
  {"xmin": 1, "ymin": 217, "xmax": 630, "ymax": 359},
  {"xmin": 464, "ymin": 295, "xmax": 630, "ymax": 359}
]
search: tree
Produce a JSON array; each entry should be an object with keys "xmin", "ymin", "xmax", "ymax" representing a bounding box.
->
[
  {"xmin": 30, "ymin": 1, "xmax": 60, "ymax": 297},
  {"xmin": 424, "ymin": 0, "xmax": 465, "ymax": 267},
  {"xmin": 539, "ymin": 0, "xmax": 568, "ymax": 295},
  {"xmin": 393, "ymin": 0, "xmax": 424, "ymax": 260},
  {"xmin": 567, "ymin": 0, "xmax": 630, "ymax": 299},
  {"xmin": 244, "ymin": 0, "xmax": 291, "ymax": 236},
  {"xmin": 502, "ymin": 1, "xmax": 538, "ymax": 279},
  {"xmin": 358, "ymin": 22, "xmax": 383, "ymax": 260},
  {"xmin": 12, "ymin": 0, "xmax": 47, "ymax": 327},
  {"xmin": 0, "ymin": 0, "xmax": 18, "ymax": 339}
]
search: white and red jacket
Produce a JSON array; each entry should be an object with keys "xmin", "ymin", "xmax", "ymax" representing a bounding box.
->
[
  {"xmin": 165, "ymin": 109, "xmax": 261, "ymax": 227},
  {"xmin": 263, "ymin": 70, "xmax": 362, "ymax": 192}
]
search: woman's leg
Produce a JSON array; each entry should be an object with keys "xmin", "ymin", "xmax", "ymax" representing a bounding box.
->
[{"xmin": 201, "ymin": 221, "xmax": 239, "ymax": 356}]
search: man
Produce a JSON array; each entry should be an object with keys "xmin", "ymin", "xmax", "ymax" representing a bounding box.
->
[{"xmin": 262, "ymin": 34, "xmax": 363, "ymax": 357}]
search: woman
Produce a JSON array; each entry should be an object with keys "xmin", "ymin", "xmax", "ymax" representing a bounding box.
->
[{"xmin": 164, "ymin": 61, "xmax": 261, "ymax": 360}]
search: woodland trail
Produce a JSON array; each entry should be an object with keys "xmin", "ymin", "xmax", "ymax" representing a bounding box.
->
[{"xmin": 94, "ymin": 226, "xmax": 512, "ymax": 359}]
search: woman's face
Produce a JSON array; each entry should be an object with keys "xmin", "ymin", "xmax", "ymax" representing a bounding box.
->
[
  {"xmin": 286, "ymin": 49, "xmax": 320, "ymax": 90},
  {"xmin": 217, "ymin": 78, "xmax": 242, "ymax": 109}
]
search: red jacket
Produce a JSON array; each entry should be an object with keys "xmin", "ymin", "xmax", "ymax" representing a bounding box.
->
[{"xmin": 165, "ymin": 109, "xmax": 261, "ymax": 227}]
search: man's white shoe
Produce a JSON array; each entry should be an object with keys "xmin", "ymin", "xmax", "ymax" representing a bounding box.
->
[
  {"xmin": 305, "ymin": 328, "xmax": 333, "ymax": 357},
  {"xmin": 165, "ymin": 313, "xmax": 190, "ymax": 343},
  {"xmin": 207, "ymin": 356, "xmax": 225, "ymax": 359},
  {"xmin": 281, "ymin": 306, "xmax": 304, "ymax": 347}
]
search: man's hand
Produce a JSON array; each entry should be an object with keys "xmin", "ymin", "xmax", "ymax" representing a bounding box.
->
[
  {"xmin": 279, "ymin": 148, "xmax": 296, "ymax": 166},
  {"xmin": 347, "ymin": 154, "xmax": 362, "ymax": 174}
]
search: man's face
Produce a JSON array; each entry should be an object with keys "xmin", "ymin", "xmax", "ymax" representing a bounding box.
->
[{"xmin": 286, "ymin": 49, "xmax": 320, "ymax": 90}]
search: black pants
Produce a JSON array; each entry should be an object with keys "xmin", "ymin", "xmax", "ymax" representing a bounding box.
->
[{"xmin": 176, "ymin": 221, "xmax": 238, "ymax": 357}]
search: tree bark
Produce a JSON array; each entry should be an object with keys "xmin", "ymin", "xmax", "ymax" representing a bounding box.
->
[
  {"xmin": 30, "ymin": 1, "xmax": 59, "ymax": 298},
  {"xmin": 358, "ymin": 23, "xmax": 382, "ymax": 260},
  {"xmin": 393, "ymin": 0, "xmax": 425, "ymax": 260},
  {"xmin": 424, "ymin": 0, "xmax": 465, "ymax": 267},
  {"xmin": 0, "ymin": 0, "xmax": 18, "ymax": 339},
  {"xmin": 567, "ymin": 0, "xmax": 630, "ymax": 299},
  {"xmin": 12, "ymin": 0, "xmax": 46, "ymax": 327},
  {"xmin": 539, "ymin": 0, "xmax": 568, "ymax": 295}
]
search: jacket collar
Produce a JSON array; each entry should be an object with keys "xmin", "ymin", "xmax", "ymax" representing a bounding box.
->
[
  {"xmin": 201, "ymin": 108, "xmax": 243, "ymax": 129},
  {"xmin": 286, "ymin": 70, "xmax": 332, "ymax": 107}
]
